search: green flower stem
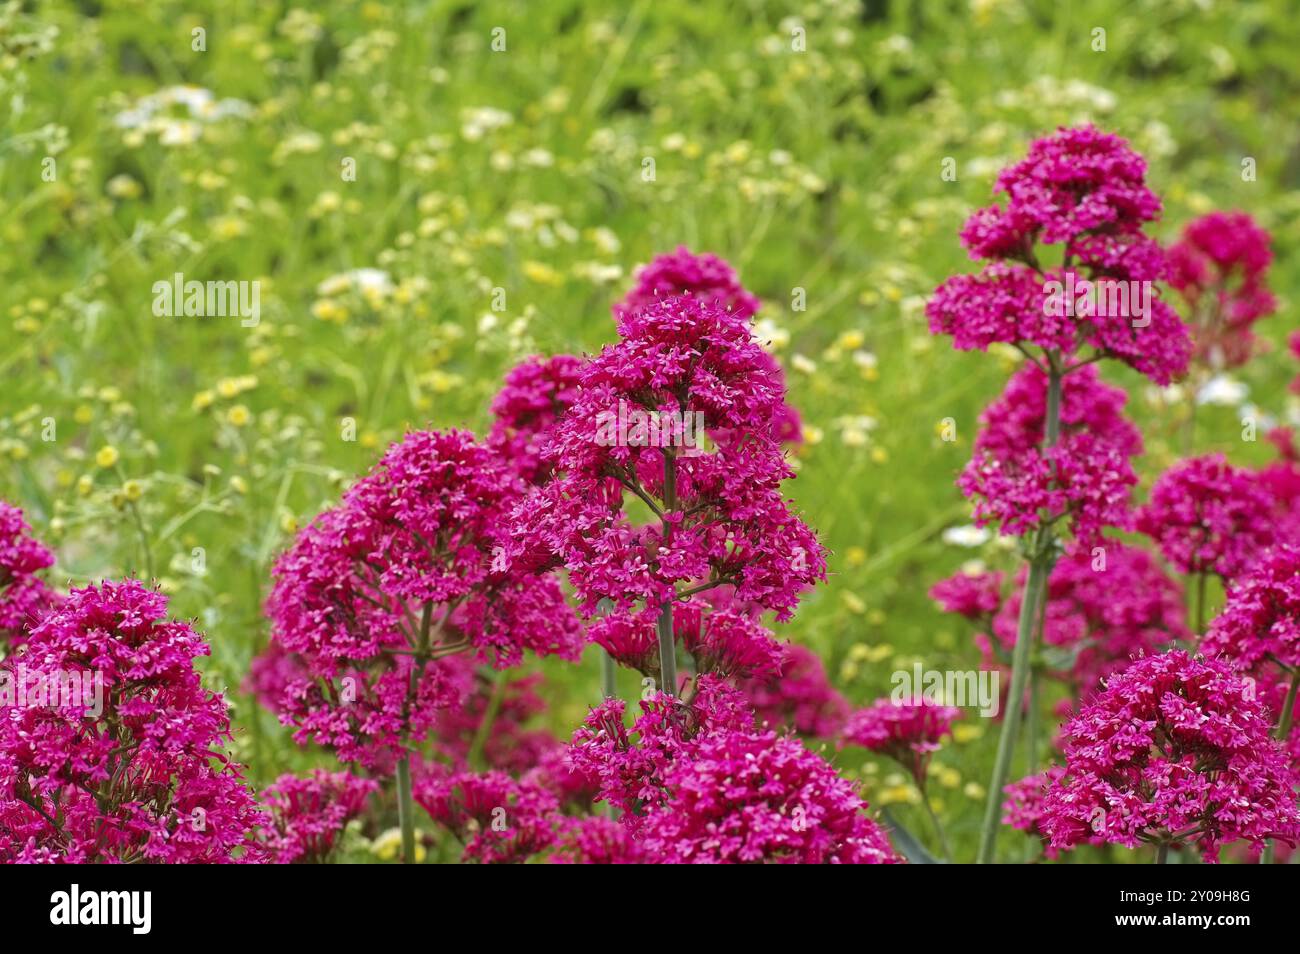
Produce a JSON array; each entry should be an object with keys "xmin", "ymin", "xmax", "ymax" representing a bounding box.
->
[
  {"xmin": 396, "ymin": 752, "xmax": 416, "ymax": 864},
  {"xmin": 976, "ymin": 360, "xmax": 1062, "ymax": 864},
  {"xmin": 657, "ymin": 452, "xmax": 678, "ymax": 696}
]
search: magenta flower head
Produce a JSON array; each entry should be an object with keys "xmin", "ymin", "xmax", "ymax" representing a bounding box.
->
[
  {"xmin": 0, "ymin": 501, "xmax": 60, "ymax": 648},
  {"xmin": 506, "ymin": 293, "xmax": 825, "ymax": 653},
  {"xmin": 548, "ymin": 815, "xmax": 645, "ymax": 864},
  {"xmin": 569, "ymin": 674, "xmax": 896, "ymax": 863},
  {"xmin": 990, "ymin": 543, "xmax": 1188, "ymax": 696},
  {"xmin": 960, "ymin": 363, "xmax": 1141, "ymax": 546},
  {"xmin": 488, "ymin": 353, "xmax": 586, "ymax": 485},
  {"xmin": 261, "ymin": 770, "xmax": 378, "ymax": 864},
  {"xmin": 267, "ymin": 428, "xmax": 582, "ymax": 771},
  {"xmin": 0, "ymin": 579, "xmax": 266, "ymax": 863},
  {"xmin": 414, "ymin": 765, "xmax": 560, "ymax": 864},
  {"xmin": 841, "ymin": 698, "xmax": 961, "ymax": 786},
  {"xmin": 1202, "ymin": 544, "xmax": 1300, "ymax": 710},
  {"xmin": 929, "ymin": 569, "xmax": 1004, "ymax": 624},
  {"xmin": 616, "ymin": 246, "xmax": 761, "ymax": 320},
  {"xmin": 738, "ymin": 642, "xmax": 851, "ymax": 737},
  {"xmin": 640, "ymin": 728, "xmax": 900, "ymax": 864},
  {"xmin": 616, "ymin": 248, "xmax": 802, "ymax": 444},
  {"xmin": 1002, "ymin": 766, "xmax": 1073, "ymax": 859},
  {"xmin": 1136, "ymin": 454, "xmax": 1275, "ymax": 582},
  {"xmin": 1039, "ymin": 650, "xmax": 1300, "ymax": 862},
  {"xmin": 929, "ymin": 125, "xmax": 1190, "ymax": 384},
  {"xmin": 1167, "ymin": 211, "xmax": 1276, "ymax": 368}
]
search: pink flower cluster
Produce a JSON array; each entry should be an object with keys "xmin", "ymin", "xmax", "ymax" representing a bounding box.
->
[
  {"xmin": 414, "ymin": 765, "xmax": 560, "ymax": 864},
  {"xmin": 959, "ymin": 363, "xmax": 1141, "ymax": 545},
  {"xmin": 568, "ymin": 676, "xmax": 897, "ymax": 863},
  {"xmin": 266, "ymin": 428, "xmax": 581, "ymax": 770},
  {"xmin": 617, "ymin": 246, "xmax": 801, "ymax": 443},
  {"xmin": 989, "ymin": 543, "xmax": 1188, "ymax": 696},
  {"xmin": 841, "ymin": 698, "xmax": 961, "ymax": 784},
  {"xmin": 1202, "ymin": 544, "xmax": 1300, "ymax": 709},
  {"xmin": 260, "ymin": 770, "xmax": 377, "ymax": 863},
  {"xmin": 0, "ymin": 501, "xmax": 60, "ymax": 648},
  {"xmin": 1136, "ymin": 454, "xmax": 1275, "ymax": 581},
  {"xmin": 929, "ymin": 125, "xmax": 1190, "ymax": 384},
  {"xmin": 1038, "ymin": 650, "xmax": 1300, "ymax": 861},
  {"xmin": 929, "ymin": 569, "xmax": 1003, "ymax": 624},
  {"xmin": 737, "ymin": 642, "xmax": 851, "ymax": 737},
  {"xmin": 0, "ymin": 580, "xmax": 265, "ymax": 863},
  {"xmin": 506, "ymin": 291, "xmax": 825, "ymax": 634},
  {"xmin": 1167, "ymin": 211, "xmax": 1276, "ymax": 368},
  {"xmin": 1001, "ymin": 766, "xmax": 1072, "ymax": 859},
  {"xmin": 488, "ymin": 353, "xmax": 586, "ymax": 485}
]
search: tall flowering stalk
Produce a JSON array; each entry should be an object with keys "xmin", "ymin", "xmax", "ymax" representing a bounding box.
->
[
  {"xmin": 927, "ymin": 125, "xmax": 1190, "ymax": 861},
  {"xmin": 266, "ymin": 429, "xmax": 582, "ymax": 863},
  {"xmin": 505, "ymin": 292, "xmax": 824, "ymax": 696}
]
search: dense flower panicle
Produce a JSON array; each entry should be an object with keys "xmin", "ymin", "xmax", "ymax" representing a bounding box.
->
[
  {"xmin": 929, "ymin": 569, "xmax": 1003, "ymax": 622},
  {"xmin": 0, "ymin": 502, "xmax": 60, "ymax": 647},
  {"xmin": 1038, "ymin": 650, "xmax": 1300, "ymax": 861},
  {"xmin": 1002, "ymin": 766, "xmax": 1072, "ymax": 858},
  {"xmin": 639, "ymin": 728, "xmax": 900, "ymax": 864},
  {"xmin": 960, "ymin": 364, "xmax": 1141, "ymax": 545},
  {"xmin": 506, "ymin": 294, "xmax": 826, "ymax": 628},
  {"xmin": 841, "ymin": 699, "xmax": 960, "ymax": 784},
  {"xmin": 738, "ymin": 642, "xmax": 851, "ymax": 737},
  {"xmin": 931, "ymin": 125, "xmax": 1191, "ymax": 384},
  {"xmin": 488, "ymin": 354, "xmax": 586, "ymax": 485},
  {"xmin": 989, "ymin": 544, "xmax": 1188, "ymax": 696},
  {"xmin": 242, "ymin": 641, "xmax": 307, "ymax": 717},
  {"xmin": 548, "ymin": 815, "xmax": 645, "ymax": 864},
  {"xmin": 1167, "ymin": 211, "xmax": 1276, "ymax": 368},
  {"xmin": 266, "ymin": 429, "xmax": 582, "ymax": 769},
  {"xmin": 616, "ymin": 248, "xmax": 802, "ymax": 444},
  {"xmin": 524, "ymin": 744, "xmax": 601, "ymax": 809},
  {"xmin": 1136, "ymin": 454, "xmax": 1275, "ymax": 581},
  {"xmin": 964, "ymin": 125, "xmax": 1161, "ymax": 256},
  {"xmin": 0, "ymin": 580, "xmax": 265, "ymax": 863},
  {"xmin": 261, "ymin": 770, "xmax": 377, "ymax": 864},
  {"xmin": 1202, "ymin": 544, "xmax": 1300, "ymax": 685},
  {"xmin": 617, "ymin": 246, "xmax": 761, "ymax": 320},
  {"xmin": 567, "ymin": 675, "xmax": 758, "ymax": 833},
  {"xmin": 414, "ymin": 765, "xmax": 560, "ymax": 864}
]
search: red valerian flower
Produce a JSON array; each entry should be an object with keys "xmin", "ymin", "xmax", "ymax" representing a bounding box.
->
[
  {"xmin": 1039, "ymin": 650, "xmax": 1300, "ymax": 862},
  {"xmin": 929, "ymin": 569, "xmax": 1003, "ymax": 624},
  {"xmin": 488, "ymin": 354, "xmax": 586, "ymax": 485},
  {"xmin": 616, "ymin": 246, "xmax": 801, "ymax": 444},
  {"xmin": 505, "ymin": 294, "xmax": 826, "ymax": 631},
  {"xmin": 261, "ymin": 770, "xmax": 378, "ymax": 864},
  {"xmin": 1136, "ymin": 454, "xmax": 1275, "ymax": 582},
  {"xmin": 958, "ymin": 363, "xmax": 1141, "ymax": 547},
  {"xmin": 413, "ymin": 764, "xmax": 560, "ymax": 864},
  {"xmin": 840, "ymin": 698, "xmax": 961, "ymax": 785},
  {"xmin": 930, "ymin": 125, "xmax": 1191, "ymax": 384},
  {"xmin": 1201, "ymin": 544, "xmax": 1300, "ymax": 718},
  {"xmin": 989, "ymin": 543, "xmax": 1188, "ymax": 698},
  {"xmin": 1167, "ymin": 211, "xmax": 1276, "ymax": 369},
  {"xmin": 0, "ymin": 580, "xmax": 266, "ymax": 863},
  {"xmin": 568, "ymin": 676, "xmax": 897, "ymax": 863},
  {"xmin": 737, "ymin": 642, "xmax": 851, "ymax": 737},
  {"xmin": 0, "ymin": 501, "xmax": 60, "ymax": 648},
  {"xmin": 1002, "ymin": 766, "xmax": 1074, "ymax": 859},
  {"xmin": 267, "ymin": 429, "xmax": 582, "ymax": 770}
]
